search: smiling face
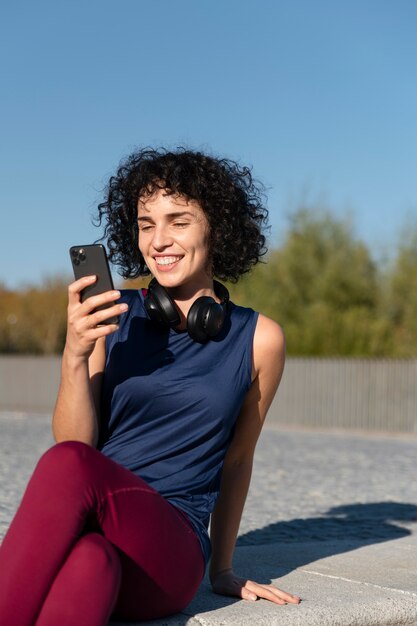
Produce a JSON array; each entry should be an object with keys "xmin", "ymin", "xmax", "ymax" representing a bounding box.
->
[{"xmin": 137, "ymin": 189, "xmax": 212, "ymax": 293}]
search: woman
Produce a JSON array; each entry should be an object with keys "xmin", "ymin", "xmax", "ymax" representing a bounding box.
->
[{"xmin": 0, "ymin": 148, "xmax": 300, "ymax": 624}]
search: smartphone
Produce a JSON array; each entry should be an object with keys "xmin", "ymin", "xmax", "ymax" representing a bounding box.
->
[{"xmin": 69, "ymin": 244, "xmax": 119, "ymax": 324}]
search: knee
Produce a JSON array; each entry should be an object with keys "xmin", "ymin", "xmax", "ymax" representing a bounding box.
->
[
  {"xmin": 73, "ymin": 533, "xmax": 122, "ymax": 587},
  {"xmin": 35, "ymin": 441, "xmax": 99, "ymax": 480}
]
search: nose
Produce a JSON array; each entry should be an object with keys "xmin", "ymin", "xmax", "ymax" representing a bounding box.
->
[{"xmin": 151, "ymin": 224, "xmax": 174, "ymax": 250}]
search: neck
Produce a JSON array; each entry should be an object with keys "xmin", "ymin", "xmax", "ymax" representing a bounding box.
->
[{"xmin": 171, "ymin": 283, "xmax": 216, "ymax": 323}]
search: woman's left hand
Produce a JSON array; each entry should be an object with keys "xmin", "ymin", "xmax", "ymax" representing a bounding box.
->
[{"xmin": 210, "ymin": 568, "xmax": 301, "ymax": 605}]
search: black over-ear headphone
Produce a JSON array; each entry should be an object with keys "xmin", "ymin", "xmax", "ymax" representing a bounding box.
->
[{"xmin": 143, "ymin": 278, "xmax": 229, "ymax": 343}]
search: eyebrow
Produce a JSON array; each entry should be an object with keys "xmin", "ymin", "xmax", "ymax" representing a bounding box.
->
[{"xmin": 137, "ymin": 211, "xmax": 197, "ymax": 222}]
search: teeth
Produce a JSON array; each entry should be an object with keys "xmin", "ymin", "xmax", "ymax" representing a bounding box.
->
[{"xmin": 155, "ymin": 256, "xmax": 181, "ymax": 266}]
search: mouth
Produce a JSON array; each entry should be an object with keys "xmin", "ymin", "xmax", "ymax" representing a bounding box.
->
[
  {"xmin": 154, "ymin": 255, "xmax": 183, "ymax": 266},
  {"xmin": 153, "ymin": 255, "xmax": 183, "ymax": 269}
]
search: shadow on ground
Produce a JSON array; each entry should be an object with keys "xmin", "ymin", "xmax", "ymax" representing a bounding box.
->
[
  {"xmin": 182, "ymin": 501, "xmax": 417, "ymax": 617},
  {"xmin": 110, "ymin": 501, "xmax": 417, "ymax": 624},
  {"xmin": 238, "ymin": 501, "xmax": 417, "ymax": 546}
]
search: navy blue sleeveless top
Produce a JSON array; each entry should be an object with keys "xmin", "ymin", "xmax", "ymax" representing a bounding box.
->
[{"xmin": 99, "ymin": 289, "xmax": 258, "ymax": 566}]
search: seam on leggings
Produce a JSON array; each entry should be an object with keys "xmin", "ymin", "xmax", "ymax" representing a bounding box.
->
[
  {"xmin": 100, "ymin": 485, "xmax": 160, "ymax": 507},
  {"xmin": 97, "ymin": 486, "xmax": 157, "ymax": 522}
]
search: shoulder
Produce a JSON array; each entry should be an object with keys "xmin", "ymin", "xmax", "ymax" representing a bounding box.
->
[
  {"xmin": 254, "ymin": 313, "xmax": 285, "ymax": 355},
  {"xmin": 253, "ymin": 313, "xmax": 285, "ymax": 380}
]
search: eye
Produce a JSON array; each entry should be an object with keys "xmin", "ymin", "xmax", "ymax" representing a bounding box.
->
[
  {"xmin": 138, "ymin": 223, "xmax": 154, "ymax": 232},
  {"xmin": 173, "ymin": 222, "xmax": 188, "ymax": 228}
]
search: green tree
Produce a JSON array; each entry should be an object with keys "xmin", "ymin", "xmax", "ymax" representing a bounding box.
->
[
  {"xmin": 3, "ymin": 212, "xmax": 417, "ymax": 357},
  {"xmin": 385, "ymin": 225, "xmax": 417, "ymax": 356},
  {"xmin": 229, "ymin": 207, "xmax": 391, "ymax": 356}
]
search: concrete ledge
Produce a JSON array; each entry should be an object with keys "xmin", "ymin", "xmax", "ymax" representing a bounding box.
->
[{"xmin": 111, "ymin": 535, "xmax": 417, "ymax": 626}]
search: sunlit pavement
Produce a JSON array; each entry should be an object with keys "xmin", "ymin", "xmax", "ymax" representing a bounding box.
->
[{"xmin": 1, "ymin": 413, "xmax": 417, "ymax": 625}]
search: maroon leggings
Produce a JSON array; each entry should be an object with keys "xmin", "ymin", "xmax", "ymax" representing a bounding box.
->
[{"xmin": 0, "ymin": 441, "xmax": 205, "ymax": 625}]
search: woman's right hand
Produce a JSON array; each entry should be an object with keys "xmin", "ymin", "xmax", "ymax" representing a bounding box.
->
[{"xmin": 65, "ymin": 275, "xmax": 128, "ymax": 360}]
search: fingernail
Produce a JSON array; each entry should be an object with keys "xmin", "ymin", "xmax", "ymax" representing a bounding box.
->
[
  {"xmin": 120, "ymin": 304, "xmax": 128, "ymax": 311},
  {"xmin": 248, "ymin": 594, "xmax": 257, "ymax": 601}
]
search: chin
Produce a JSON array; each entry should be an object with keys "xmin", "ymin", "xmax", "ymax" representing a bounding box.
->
[{"xmin": 152, "ymin": 273, "xmax": 184, "ymax": 287}]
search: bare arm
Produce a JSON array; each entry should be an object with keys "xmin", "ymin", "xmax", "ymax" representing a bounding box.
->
[
  {"xmin": 209, "ymin": 314, "xmax": 300, "ymax": 605},
  {"xmin": 52, "ymin": 275, "xmax": 128, "ymax": 446}
]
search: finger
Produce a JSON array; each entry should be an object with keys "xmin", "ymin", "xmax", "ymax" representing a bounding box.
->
[
  {"xmin": 86, "ymin": 302, "xmax": 128, "ymax": 326},
  {"xmin": 267, "ymin": 587, "xmax": 301, "ymax": 604},
  {"xmin": 85, "ymin": 323, "xmax": 121, "ymax": 339},
  {"xmin": 245, "ymin": 581, "xmax": 301, "ymax": 605},
  {"xmin": 240, "ymin": 586, "xmax": 258, "ymax": 602},
  {"xmin": 244, "ymin": 583, "xmax": 285, "ymax": 605},
  {"xmin": 68, "ymin": 275, "xmax": 97, "ymax": 300},
  {"xmin": 82, "ymin": 290, "xmax": 122, "ymax": 314}
]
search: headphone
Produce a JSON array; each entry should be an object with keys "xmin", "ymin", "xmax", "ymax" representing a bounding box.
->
[{"xmin": 143, "ymin": 278, "xmax": 229, "ymax": 343}]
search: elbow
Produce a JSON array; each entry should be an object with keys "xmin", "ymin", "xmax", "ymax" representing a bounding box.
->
[
  {"xmin": 223, "ymin": 445, "xmax": 256, "ymax": 470},
  {"xmin": 222, "ymin": 454, "xmax": 254, "ymax": 476},
  {"xmin": 52, "ymin": 427, "xmax": 98, "ymax": 448}
]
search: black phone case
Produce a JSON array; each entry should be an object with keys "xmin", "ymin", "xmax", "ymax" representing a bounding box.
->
[{"xmin": 69, "ymin": 244, "xmax": 119, "ymax": 324}]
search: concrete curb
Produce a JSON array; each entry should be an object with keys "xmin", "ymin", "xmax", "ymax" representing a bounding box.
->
[{"xmin": 111, "ymin": 534, "xmax": 417, "ymax": 626}]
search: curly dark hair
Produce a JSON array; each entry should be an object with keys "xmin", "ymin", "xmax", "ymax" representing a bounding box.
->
[{"xmin": 96, "ymin": 147, "xmax": 269, "ymax": 282}]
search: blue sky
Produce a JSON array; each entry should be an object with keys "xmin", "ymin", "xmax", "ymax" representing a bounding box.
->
[{"xmin": 1, "ymin": 0, "xmax": 416, "ymax": 288}]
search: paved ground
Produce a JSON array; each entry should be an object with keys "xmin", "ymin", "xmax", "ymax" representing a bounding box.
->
[{"xmin": 1, "ymin": 412, "xmax": 417, "ymax": 625}]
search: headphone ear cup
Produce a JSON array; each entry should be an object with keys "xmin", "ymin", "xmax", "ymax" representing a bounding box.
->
[
  {"xmin": 187, "ymin": 297, "xmax": 214, "ymax": 343},
  {"xmin": 144, "ymin": 279, "xmax": 229, "ymax": 340},
  {"xmin": 144, "ymin": 280, "xmax": 181, "ymax": 327},
  {"xmin": 187, "ymin": 297, "xmax": 225, "ymax": 343}
]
